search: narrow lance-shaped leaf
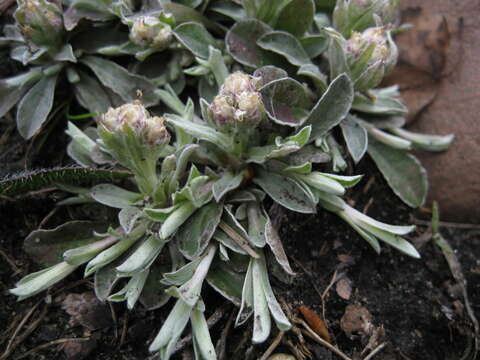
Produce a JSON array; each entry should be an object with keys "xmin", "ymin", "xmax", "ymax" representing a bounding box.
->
[
  {"xmin": 367, "ymin": 137, "xmax": 428, "ymax": 208},
  {"xmin": 16, "ymin": 73, "xmax": 58, "ymax": 139}
]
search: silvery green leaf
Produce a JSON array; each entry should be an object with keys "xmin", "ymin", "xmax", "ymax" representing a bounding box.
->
[
  {"xmin": 252, "ymin": 258, "xmax": 271, "ymax": 344},
  {"xmin": 166, "ymin": 114, "xmax": 232, "ymax": 152},
  {"xmin": 116, "ymin": 235, "xmax": 167, "ymax": 275},
  {"xmin": 284, "ymin": 162, "xmax": 312, "ymax": 174},
  {"xmin": 149, "ymin": 298, "xmax": 192, "ymax": 357},
  {"xmin": 358, "ymin": 223, "xmax": 420, "ymax": 258},
  {"xmin": 24, "ymin": 221, "xmax": 109, "ymax": 267},
  {"xmin": 276, "ymin": 0, "xmax": 315, "ymax": 37},
  {"xmin": 178, "ymin": 245, "xmax": 217, "ymax": 306},
  {"xmin": 144, "ymin": 205, "xmax": 179, "ymax": 222},
  {"xmin": 173, "ymin": 22, "xmax": 217, "ymax": 59},
  {"xmin": 316, "ymin": 191, "xmax": 346, "ymax": 213},
  {"xmin": 390, "ymin": 128, "xmax": 454, "ymax": 152},
  {"xmin": 243, "ymin": 0, "xmax": 291, "ymax": 25},
  {"xmin": 247, "ymin": 203, "xmax": 267, "ymax": 247},
  {"xmin": 264, "ymin": 216, "xmax": 295, "ymax": 275},
  {"xmin": 0, "ymin": 67, "xmax": 43, "ymax": 118},
  {"xmin": 287, "ymin": 145, "xmax": 331, "ymax": 165},
  {"xmin": 80, "ymin": 56, "xmax": 158, "ymax": 106},
  {"xmin": 226, "ymin": 19, "xmax": 272, "ymax": 68},
  {"xmin": 340, "ymin": 115, "xmax": 368, "ymax": 164},
  {"xmin": 177, "ymin": 202, "xmax": 223, "ymax": 259},
  {"xmin": 300, "ymin": 35, "xmax": 328, "ymax": 59},
  {"xmin": 66, "ymin": 122, "xmax": 97, "ymax": 167},
  {"xmin": 73, "ymin": 70, "xmax": 112, "ymax": 115},
  {"xmin": 253, "ymin": 66, "xmax": 288, "ymax": 87},
  {"xmin": 172, "ymin": 144, "xmax": 200, "ymax": 186},
  {"xmin": 260, "ymin": 77, "xmax": 311, "ymax": 126},
  {"xmin": 326, "ymin": 134, "xmax": 347, "ymax": 172},
  {"xmin": 85, "ymin": 226, "xmax": 145, "ymax": 277},
  {"xmin": 160, "ymin": 201, "xmax": 197, "ymax": 239},
  {"xmin": 90, "ymin": 184, "xmax": 143, "ymax": 209},
  {"xmin": 162, "ymin": 2, "xmax": 224, "ymax": 33},
  {"xmin": 253, "ymin": 168, "xmax": 317, "ymax": 214},
  {"xmin": 94, "ymin": 260, "xmax": 120, "ymax": 301},
  {"xmin": 140, "ymin": 263, "xmax": 171, "ymax": 310},
  {"xmin": 297, "ymin": 64, "xmax": 327, "ymax": 94},
  {"xmin": 222, "ymin": 206, "xmax": 255, "ymax": 248},
  {"xmin": 235, "ymin": 203, "xmax": 248, "ymax": 220},
  {"xmin": 344, "ymin": 205, "xmax": 415, "ymax": 235},
  {"xmin": 324, "ymin": 27, "xmax": 349, "ymax": 80},
  {"xmin": 235, "ymin": 258, "xmax": 254, "ymax": 326},
  {"xmin": 53, "ymin": 44, "xmax": 77, "ymax": 62},
  {"xmin": 257, "ymin": 252, "xmax": 292, "ymax": 331},
  {"xmin": 109, "ymin": 269, "xmax": 150, "ymax": 309},
  {"xmin": 119, "ymin": 207, "xmax": 143, "ymax": 234},
  {"xmin": 213, "ymin": 231, "xmax": 248, "ymax": 255},
  {"xmin": 191, "ymin": 309, "xmax": 217, "ymax": 360},
  {"xmin": 209, "ymin": 1, "xmax": 246, "ymax": 21},
  {"xmin": 207, "ymin": 46, "xmax": 229, "ymax": 86},
  {"xmin": 317, "ymin": 173, "xmax": 363, "ymax": 188},
  {"xmin": 63, "ymin": 236, "xmax": 118, "ymax": 266},
  {"xmin": 368, "ymin": 138, "xmax": 428, "ymax": 208},
  {"xmin": 353, "ymin": 90, "xmax": 407, "ymax": 116},
  {"xmin": 213, "ymin": 171, "xmax": 244, "ymax": 201},
  {"xmin": 206, "ymin": 264, "xmax": 243, "ymax": 306},
  {"xmin": 296, "ymin": 172, "xmax": 345, "ymax": 195},
  {"xmin": 257, "ymin": 31, "xmax": 311, "ymax": 66},
  {"xmin": 304, "ymin": 73, "xmax": 353, "ymax": 142},
  {"xmin": 218, "ymin": 244, "xmax": 229, "ymax": 261},
  {"xmin": 162, "ymin": 257, "xmax": 202, "ymax": 286},
  {"xmin": 338, "ymin": 211, "xmax": 381, "ymax": 254},
  {"xmin": 157, "ymin": 84, "xmax": 187, "ymax": 115},
  {"xmin": 16, "ymin": 73, "xmax": 58, "ymax": 139},
  {"xmin": 368, "ymin": 127, "xmax": 412, "ymax": 150},
  {"xmin": 10, "ymin": 261, "xmax": 78, "ymax": 299}
]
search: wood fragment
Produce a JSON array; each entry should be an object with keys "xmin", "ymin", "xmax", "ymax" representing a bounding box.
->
[{"xmin": 298, "ymin": 305, "xmax": 332, "ymax": 344}]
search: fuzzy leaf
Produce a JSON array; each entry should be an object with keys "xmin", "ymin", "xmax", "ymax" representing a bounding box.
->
[
  {"xmin": 207, "ymin": 264, "xmax": 243, "ymax": 306},
  {"xmin": 16, "ymin": 73, "xmax": 58, "ymax": 139},
  {"xmin": 213, "ymin": 171, "xmax": 244, "ymax": 201},
  {"xmin": 73, "ymin": 70, "xmax": 112, "ymax": 115},
  {"xmin": 300, "ymin": 35, "xmax": 328, "ymax": 59},
  {"xmin": 276, "ymin": 0, "xmax": 315, "ymax": 37},
  {"xmin": 340, "ymin": 115, "xmax": 368, "ymax": 164},
  {"xmin": 304, "ymin": 73, "xmax": 353, "ymax": 141},
  {"xmin": 177, "ymin": 202, "xmax": 223, "ymax": 259},
  {"xmin": 80, "ymin": 56, "xmax": 158, "ymax": 106},
  {"xmin": 297, "ymin": 63, "xmax": 328, "ymax": 93},
  {"xmin": 260, "ymin": 77, "xmax": 311, "ymax": 126},
  {"xmin": 368, "ymin": 138, "xmax": 428, "ymax": 208},
  {"xmin": 226, "ymin": 19, "xmax": 272, "ymax": 68},
  {"xmin": 173, "ymin": 22, "xmax": 217, "ymax": 59},
  {"xmin": 253, "ymin": 168, "xmax": 317, "ymax": 214},
  {"xmin": 90, "ymin": 184, "xmax": 143, "ymax": 209},
  {"xmin": 24, "ymin": 221, "xmax": 108, "ymax": 267},
  {"xmin": 257, "ymin": 31, "xmax": 310, "ymax": 66}
]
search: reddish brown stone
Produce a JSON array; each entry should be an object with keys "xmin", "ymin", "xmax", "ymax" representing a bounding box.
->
[{"xmin": 387, "ymin": 0, "xmax": 480, "ymax": 223}]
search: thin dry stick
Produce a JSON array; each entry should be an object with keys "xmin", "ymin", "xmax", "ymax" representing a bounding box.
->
[
  {"xmin": 0, "ymin": 248, "xmax": 21, "ymax": 274},
  {"xmin": 1, "ymin": 302, "xmax": 41, "ymax": 359},
  {"xmin": 216, "ymin": 310, "xmax": 235, "ymax": 360},
  {"xmin": 297, "ymin": 318, "xmax": 353, "ymax": 360},
  {"xmin": 119, "ymin": 311, "xmax": 129, "ymax": 347},
  {"xmin": 259, "ymin": 331, "xmax": 285, "ymax": 360},
  {"xmin": 411, "ymin": 217, "xmax": 480, "ymax": 230},
  {"xmin": 363, "ymin": 342, "xmax": 387, "ymax": 360},
  {"xmin": 218, "ymin": 221, "xmax": 259, "ymax": 258},
  {"xmin": 108, "ymin": 302, "xmax": 119, "ymax": 343},
  {"xmin": 14, "ymin": 337, "xmax": 90, "ymax": 360}
]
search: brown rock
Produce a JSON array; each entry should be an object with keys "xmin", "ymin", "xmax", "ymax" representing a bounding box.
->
[
  {"xmin": 61, "ymin": 292, "xmax": 111, "ymax": 330},
  {"xmin": 386, "ymin": 0, "xmax": 480, "ymax": 222}
]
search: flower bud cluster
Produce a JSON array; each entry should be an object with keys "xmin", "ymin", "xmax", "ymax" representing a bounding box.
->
[
  {"xmin": 14, "ymin": 0, "xmax": 64, "ymax": 49},
  {"xmin": 129, "ymin": 16, "xmax": 173, "ymax": 51},
  {"xmin": 347, "ymin": 27, "xmax": 390, "ymax": 63},
  {"xmin": 101, "ymin": 101, "xmax": 170, "ymax": 146},
  {"xmin": 351, "ymin": 0, "xmax": 400, "ymax": 26},
  {"xmin": 209, "ymin": 72, "xmax": 264, "ymax": 130}
]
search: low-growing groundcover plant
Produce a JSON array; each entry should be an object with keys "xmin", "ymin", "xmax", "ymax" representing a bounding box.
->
[{"xmin": 2, "ymin": 0, "xmax": 456, "ymax": 358}]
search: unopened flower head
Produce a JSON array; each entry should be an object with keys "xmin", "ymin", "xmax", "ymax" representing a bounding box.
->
[
  {"xmin": 15, "ymin": 0, "xmax": 64, "ymax": 48},
  {"xmin": 209, "ymin": 72, "xmax": 264, "ymax": 130},
  {"xmin": 350, "ymin": 0, "xmax": 399, "ymax": 25},
  {"xmin": 347, "ymin": 27, "xmax": 392, "ymax": 64},
  {"xmin": 100, "ymin": 101, "xmax": 170, "ymax": 146},
  {"xmin": 129, "ymin": 16, "xmax": 173, "ymax": 51}
]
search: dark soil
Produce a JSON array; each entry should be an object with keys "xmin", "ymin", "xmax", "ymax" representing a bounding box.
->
[{"xmin": 1, "ymin": 111, "xmax": 479, "ymax": 360}]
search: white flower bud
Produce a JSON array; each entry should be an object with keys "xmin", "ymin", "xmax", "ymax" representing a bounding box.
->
[
  {"xmin": 129, "ymin": 16, "xmax": 173, "ymax": 51},
  {"xmin": 222, "ymin": 72, "xmax": 257, "ymax": 95},
  {"xmin": 210, "ymin": 95, "xmax": 236, "ymax": 126},
  {"xmin": 236, "ymin": 91, "xmax": 263, "ymax": 125},
  {"xmin": 348, "ymin": 27, "xmax": 389, "ymax": 62},
  {"xmin": 100, "ymin": 101, "xmax": 170, "ymax": 146},
  {"xmin": 15, "ymin": 0, "xmax": 64, "ymax": 48}
]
